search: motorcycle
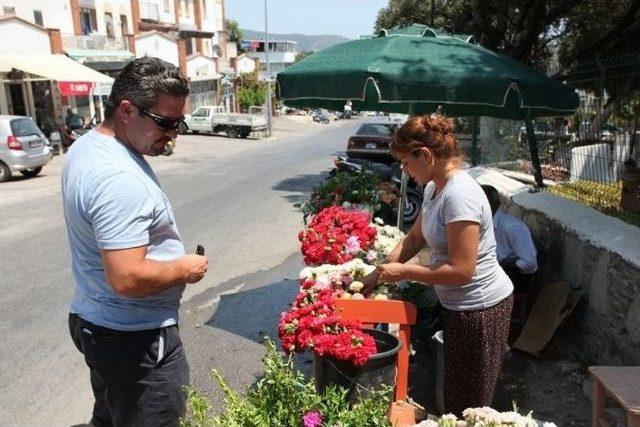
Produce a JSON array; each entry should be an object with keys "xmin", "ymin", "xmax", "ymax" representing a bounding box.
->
[
  {"xmin": 312, "ymin": 109, "xmax": 331, "ymax": 124},
  {"xmin": 163, "ymin": 138, "xmax": 175, "ymax": 156},
  {"xmin": 64, "ymin": 115, "xmax": 98, "ymax": 148},
  {"xmin": 332, "ymin": 156, "xmax": 423, "ymax": 224}
]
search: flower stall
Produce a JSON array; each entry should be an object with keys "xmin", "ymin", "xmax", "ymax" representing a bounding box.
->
[{"xmin": 181, "ymin": 203, "xmax": 555, "ymax": 426}]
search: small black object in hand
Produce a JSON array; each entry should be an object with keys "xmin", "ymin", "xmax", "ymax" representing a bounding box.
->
[{"xmin": 196, "ymin": 245, "xmax": 205, "ymax": 256}]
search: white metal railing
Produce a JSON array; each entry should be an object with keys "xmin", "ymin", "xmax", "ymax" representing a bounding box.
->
[{"xmin": 63, "ymin": 34, "xmax": 128, "ymax": 50}]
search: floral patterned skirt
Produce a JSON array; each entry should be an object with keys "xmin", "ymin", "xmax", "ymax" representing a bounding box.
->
[{"xmin": 442, "ymin": 293, "xmax": 513, "ymax": 416}]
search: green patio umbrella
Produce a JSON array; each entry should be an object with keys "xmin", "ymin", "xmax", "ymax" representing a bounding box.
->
[
  {"xmin": 277, "ymin": 24, "xmax": 578, "ymax": 120},
  {"xmin": 277, "ymin": 24, "xmax": 580, "ymax": 217}
]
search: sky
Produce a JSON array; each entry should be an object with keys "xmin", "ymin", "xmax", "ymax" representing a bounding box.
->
[{"xmin": 225, "ymin": 0, "xmax": 389, "ymax": 39}]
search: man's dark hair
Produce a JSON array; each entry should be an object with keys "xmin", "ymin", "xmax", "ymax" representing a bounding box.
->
[
  {"xmin": 481, "ymin": 185, "xmax": 501, "ymax": 215},
  {"xmin": 104, "ymin": 57, "xmax": 189, "ymax": 119}
]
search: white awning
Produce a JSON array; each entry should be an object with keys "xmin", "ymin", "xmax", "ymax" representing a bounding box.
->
[{"xmin": 0, "ymin": 54, "xmax": 113, "ymax": 83}]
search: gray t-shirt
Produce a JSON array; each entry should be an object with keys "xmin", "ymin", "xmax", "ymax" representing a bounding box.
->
[
  {"xmin": 421, "ymin": 170, "xmax": 512, "ymax": 311},
  {"xmin": 62, "ymin": 130, "xmax": 186, "ymax": 331}
]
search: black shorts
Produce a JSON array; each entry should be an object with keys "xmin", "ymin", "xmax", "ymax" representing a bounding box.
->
[{"xmin": 69, "ymin": 313, "xmax": 189, "ymax": 427}]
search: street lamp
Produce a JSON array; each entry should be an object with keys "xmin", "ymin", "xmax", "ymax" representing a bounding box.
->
[{"xmin": 264, "ymin": 0, "xmax": 272, "ymax": 137}]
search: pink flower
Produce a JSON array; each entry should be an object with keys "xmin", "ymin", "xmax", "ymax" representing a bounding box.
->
[
  {"xmin": 344, "ymin": 235, "xmax": 361, "ymax": 255},
  {"xmin": 303, "ymin": 411, "xmax": 323, "ymax": 427}
]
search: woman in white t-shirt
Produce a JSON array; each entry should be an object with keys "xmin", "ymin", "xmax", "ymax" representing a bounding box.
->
[{"xmin": 363, "ymin": 114, "xmax": 513, "ymax": 415}]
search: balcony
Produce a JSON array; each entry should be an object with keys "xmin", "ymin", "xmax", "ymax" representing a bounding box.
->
[
  {"xmin": 63, "ymin": 34, "xmax": 129, "ymax": 51},
  {"xmin": 140, "ymin": 2, "xmax": 160, "ymax": 21}
]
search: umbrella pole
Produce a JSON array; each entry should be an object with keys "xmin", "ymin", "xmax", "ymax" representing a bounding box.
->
[
  {"xmin": 396, "ymin": 104, "xmax": 415, "ymax": 229},
  {"xmin": 396, "ymin": 172, "xmax": 408, "ymax": 229},
  {"xmin": 525, "ymin": 117, "xmax": 545, "ymax": 189},
  {"xmin": 471, "ymin": 116, "xmax": 479, "ymax": 166}
]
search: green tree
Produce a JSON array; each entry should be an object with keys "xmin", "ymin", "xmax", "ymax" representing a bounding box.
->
[
  {"xmin": 226, "ymin": 19, "xmax": 243, "ymax": 43},
  {"xmin": 236, "ymin": 71, "xmax": 266, "ymax": 112},
  {"xmin": 374, "ymin": 0, "xmax": 640, "ymax": 129},
  {"xmin": 294, "ymin": 50, "xmax": 314, "ymax": 63},
  {"xmin": 557, "ymin": 0, "xmax": 640, "ymax": 129},
  {"xmin": 373, "ymin": 0, "xmax": 637, "ymax": 68}
]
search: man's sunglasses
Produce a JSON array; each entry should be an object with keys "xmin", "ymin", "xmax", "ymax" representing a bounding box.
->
[{"xmin": 129, "ymin": 101, "xmax": 185, "ymax": 131}]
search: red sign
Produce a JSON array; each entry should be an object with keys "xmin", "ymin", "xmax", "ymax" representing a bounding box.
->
[{"xmin": 58, "ymin": 81, "xmax": 94, "ymax": 96}]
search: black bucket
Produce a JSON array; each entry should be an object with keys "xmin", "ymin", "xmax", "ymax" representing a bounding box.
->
[{"xmin": 313, "ymin": 328, "xmax": 401, "ymax": 403}]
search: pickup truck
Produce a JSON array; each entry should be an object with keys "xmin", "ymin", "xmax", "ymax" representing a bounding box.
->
[{"xmin": 180, "ymin": 106, "xmax": 268, "ymax": 138}]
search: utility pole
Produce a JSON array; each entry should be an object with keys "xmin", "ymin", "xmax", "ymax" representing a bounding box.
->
[{"xmin": 264, "ymin": 0, "xmax": 272, "ymax": 137}]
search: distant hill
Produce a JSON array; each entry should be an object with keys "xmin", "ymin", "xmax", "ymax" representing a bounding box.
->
[{"xmin": 240, "ymin": 29, "xmax": 351, "ymax": 52}]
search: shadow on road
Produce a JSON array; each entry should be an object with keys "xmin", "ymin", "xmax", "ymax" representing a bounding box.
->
[
  {"xmin": 204, "ymin": 278, "xmax": 299, "ymax": 344},
  {"xmin": 272, "ymin": 171, "xmax": 329, "ymax": 204}
]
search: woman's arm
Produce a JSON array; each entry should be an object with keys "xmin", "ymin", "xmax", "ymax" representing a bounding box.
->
[
  {"xmin": 361, "ymin": 211, "xmax": 426, "ymax": 294},
  {"xmin": 377, "ymin": 220, "xmax": 479, "ymax": 286}
]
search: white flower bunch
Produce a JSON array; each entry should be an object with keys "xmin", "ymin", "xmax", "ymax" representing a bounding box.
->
[
  {"xmin": 299, "ymin": 258, "xmax": 375, "ymax": 286},
  {"xmin": 299, "ymin": 259, "xmax": 393, "ymax": 300},
  {"xmin": 411, "ymin": 407, "xmax": 556, "ymax": 427},
  {"xmin": 371, "ymin": 218, "xmax": 405, "ymax": 258}
]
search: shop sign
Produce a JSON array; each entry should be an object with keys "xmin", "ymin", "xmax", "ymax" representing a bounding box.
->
[{"xmin": 58, "ymin": 81, "xmax": 93, "ymax": 96}]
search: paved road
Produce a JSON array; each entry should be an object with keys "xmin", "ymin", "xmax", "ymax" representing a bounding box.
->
[{"xmin": 0, "ymin": 116, "xmax": 361, "ymax": 426}]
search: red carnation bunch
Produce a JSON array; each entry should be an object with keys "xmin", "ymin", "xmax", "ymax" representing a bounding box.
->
[
  {"xmin": 278, "ymin": 279, "xmax": 377, "ymax": 367},
  {"xmin": 299, "ymin": 206, "xmax": 377, "ymax": 266}
]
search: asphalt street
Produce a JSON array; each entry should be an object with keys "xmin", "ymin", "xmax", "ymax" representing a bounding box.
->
[{"xmin": 0, "ymin": 115, "xmax": 361, "ymax": 426}]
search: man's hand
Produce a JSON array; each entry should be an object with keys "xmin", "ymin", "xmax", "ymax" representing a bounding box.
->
[
  {"xmin": 376, "ymin": 262, "xmax": 406, "ymax": 283},
  {"xmin": 182, "ymin": 254, "xmax": 208, "ymax": 284}
]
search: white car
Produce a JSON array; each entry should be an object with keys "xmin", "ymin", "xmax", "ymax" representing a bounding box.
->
[
  {"xmin": 181, "ymin": 106, "xmax": 268, "ymax": 138},
  {"xmin": 0, "ymin": 115, "xmax": 52, "ymax": 182}
]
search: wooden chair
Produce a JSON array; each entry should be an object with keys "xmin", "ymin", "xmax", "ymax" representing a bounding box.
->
[
  {"xmin": 335, "ymin": 299, "xmax": 418, "ymax": 426},
  {"xmin": 589, "ymin": 366, "xmax": 640, "ymax": 427}
]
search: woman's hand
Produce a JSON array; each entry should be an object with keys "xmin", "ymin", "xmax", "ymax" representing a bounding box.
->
[
  {"xmin": 361, "ymin": 270, "xmax": 380, "ymax": 296},
  {"xmin": 376, "ymin": 263, "xmax": 407, "ymax": 283}
]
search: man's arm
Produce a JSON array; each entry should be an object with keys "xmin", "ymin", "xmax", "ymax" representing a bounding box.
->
[
  {"xmin": 102, "ymin": 246, "xmax": 208, "ymax": 297},
  {"xmin": 506, "ymin": 222, "xmax": 538, "ymax": 274}
]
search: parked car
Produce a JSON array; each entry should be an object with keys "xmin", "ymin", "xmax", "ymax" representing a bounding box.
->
[
  {"xmin": 181, "ymin": 106, "xmax": 268, "ymax": 138},
  {"xmin": 0, "ymin": 115, "xmax": 52, "ymax": 182},
  {"xmin": 346, "ymin": 118, "xmax": 398, "ymax": 163}
]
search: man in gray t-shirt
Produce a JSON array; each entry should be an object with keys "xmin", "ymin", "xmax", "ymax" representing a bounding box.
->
[{"xmin": 62, "ymin": 57, "xmax": 208, "ymax": 427}]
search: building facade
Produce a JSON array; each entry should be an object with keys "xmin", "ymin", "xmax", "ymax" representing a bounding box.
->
[
  {"xmin": 132, "ymin": 0, "xmax": 230, "ymax": 110},
  {"xmin": 0, "ymin": 0, "xmax": 232, "ymax": 124},
  {"xmin": 240, "ymin": 39, "xmax": 297, "ymax": 80}
]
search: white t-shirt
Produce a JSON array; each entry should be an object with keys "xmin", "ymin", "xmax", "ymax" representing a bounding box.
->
[{"xmin": 421, "ymin": 170, "xmax": 513, "ymax": 311}]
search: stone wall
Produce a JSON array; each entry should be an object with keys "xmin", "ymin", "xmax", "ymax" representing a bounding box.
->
[{"xmin": 470, "ymin": 167, "xmax": 640, "ymax": 365}]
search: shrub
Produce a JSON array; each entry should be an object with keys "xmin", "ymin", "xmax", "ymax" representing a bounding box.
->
[{"xmin": 180, "ymin": 339, "xmax": 391, "ymax": 427}]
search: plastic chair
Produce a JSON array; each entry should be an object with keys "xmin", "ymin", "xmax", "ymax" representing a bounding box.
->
[{"xmin": 335, "ymin": 298, "xmax": 418, "ymax": 426}]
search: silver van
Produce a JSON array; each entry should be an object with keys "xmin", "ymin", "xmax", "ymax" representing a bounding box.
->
[{"xmin": 0, "ymin": 115, "xmax": 52, "ymax": 182}]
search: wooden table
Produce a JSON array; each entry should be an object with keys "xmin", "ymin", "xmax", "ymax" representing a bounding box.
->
[{"xmin": 589, "ymin": 366, "xmax": 640, "ymax": 427}]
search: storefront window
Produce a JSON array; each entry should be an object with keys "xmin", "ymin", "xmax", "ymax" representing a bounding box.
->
[{"xmin": 31, "ymin": 81, "xmax": 56, "ymax": 137}]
